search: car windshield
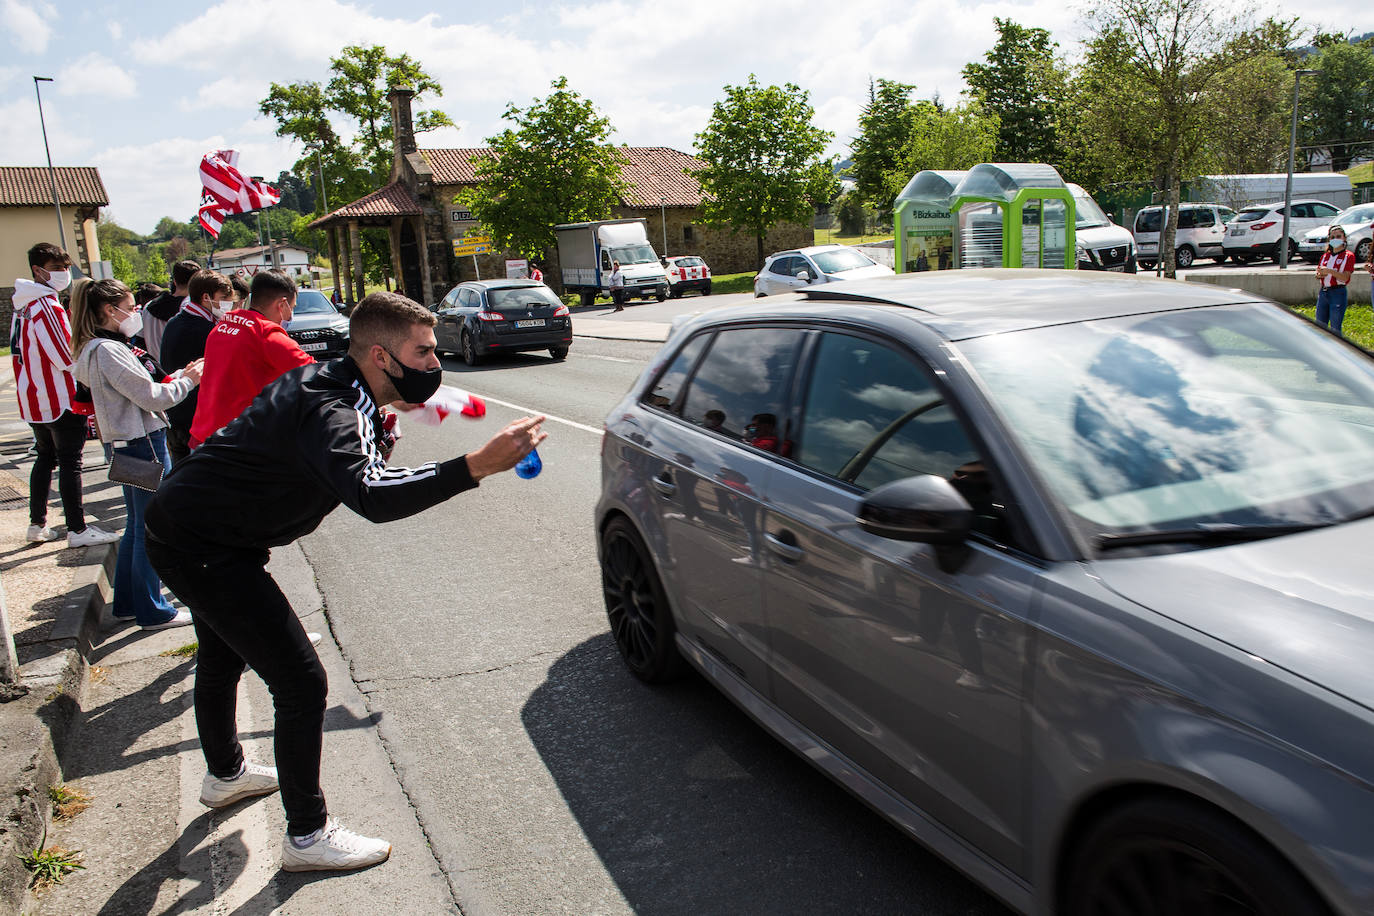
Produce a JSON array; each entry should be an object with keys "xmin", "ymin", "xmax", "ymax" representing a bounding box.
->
[
  {"xmin": 1335, "ymin": 204, "xmax": 1374, "ymax": 226},
  {"xmin": 1073, "ymin": 192, "xmax": 1112, "ymax": 229},
  {"xmin": 487, "ymin": 285, "xmax": 562, "ymax": 309},
  {"xmin": 811, "ymin": 248, "xmax": 876, "ymax": 273},
  {"xmin": 612, "ymin": 245, "xmax": 659, "ymax": 265},
  {"xmin": 1235, "ymin": 209, "xmax": 1267, "ymax": 222},
  {"xmin": 291, "ymin": 290, "xmax": 337, "ymax": 315},
  {"xmin": 959, "ymin": 304, "xmax": 1374, "ymax": 546},
  {"xmin": 1135, "ymin": 210, "xmax": 1162, "ymax": 233}
]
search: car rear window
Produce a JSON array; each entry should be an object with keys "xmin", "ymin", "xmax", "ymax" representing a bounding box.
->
[
  {"xmin": 1135, "ymin": 211, "xmax": 1161, "ymax": 233},
  {"xmin": 1235, "ymin": 209, "xmax": 1267, "ymax": 222}
]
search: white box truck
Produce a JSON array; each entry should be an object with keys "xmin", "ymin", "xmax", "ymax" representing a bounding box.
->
[
  {"xmin": 1191, "ymin": 173, "xmax": 1353, "ymax": 210},
  {"xmin": 556, "ymin": 219, "xmax": 669, "ymax": 306}
]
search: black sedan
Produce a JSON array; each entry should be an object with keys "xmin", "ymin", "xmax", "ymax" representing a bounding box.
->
[
  {"xmin": 283, "ymin": 289, "xmax": 350, "ymax": 359},
  {"xmin": 433, "ymin": 279, "xmax": 572, "ymax": 366}
]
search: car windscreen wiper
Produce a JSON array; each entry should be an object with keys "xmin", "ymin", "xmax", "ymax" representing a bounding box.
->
[{"xmin": 1095, "ymin": 522, "xmax": 1324, "ymax": 551}]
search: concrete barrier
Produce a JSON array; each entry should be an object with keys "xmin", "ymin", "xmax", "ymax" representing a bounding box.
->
[{"xmin": 1184, "ymin": 265, "xmax": 1370, "ymax": 305}]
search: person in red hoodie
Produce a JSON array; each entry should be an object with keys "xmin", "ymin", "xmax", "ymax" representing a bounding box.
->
[{"xmin": 190, "ymin": 269, "xmax": 313, "ymax": 448}]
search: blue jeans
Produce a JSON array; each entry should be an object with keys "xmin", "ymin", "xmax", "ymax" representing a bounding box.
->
[
  {"xmin": 113, "ymin": 430, "xmax": 177, "ymax": 626},
  {"xmin": 1316, "ymin": 285, "xmax": 1349, "ymax": 335}
]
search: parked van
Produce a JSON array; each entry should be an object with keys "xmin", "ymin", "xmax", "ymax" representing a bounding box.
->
[
  {"xmin": 1069, "ymin": 184, "xmax": 1137, "ymax": 272},
  {"xmin": 1132, "ymin": 203, "xmax": 1236, "ymax": 269}
]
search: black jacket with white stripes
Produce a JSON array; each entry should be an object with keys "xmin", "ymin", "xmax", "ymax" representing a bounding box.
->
[{"xmin": 146, "ymin": 355, "xmax": 477, "ymax": 552}]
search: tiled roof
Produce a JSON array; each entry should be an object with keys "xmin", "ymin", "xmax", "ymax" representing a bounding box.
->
[
  {"xmin": 210, "ymin": 244, "xmax": 313, "ymax": 260},
  {"xmin": 0, "ymin": 166, "xmax": 108, "ymax": 207},
  {"xmin": 310, "ymin": 181, "xmax": 421, "ymax": 227},
  {"xmin": 420, "ymin": 146, "xmax": 705, "ymax": 208}
]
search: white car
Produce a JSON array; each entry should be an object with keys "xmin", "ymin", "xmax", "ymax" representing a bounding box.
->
[
  {"xmin": 1298, "ymin": 202, "xmax": 1374, "ymax": 264},
  {"xmin": 754, "ymin": 245, "xmax": 893, "ymax": 297},
  {"xmin": 1222, "ymin": 198, "xmax": 1342, "ymax": 264}
]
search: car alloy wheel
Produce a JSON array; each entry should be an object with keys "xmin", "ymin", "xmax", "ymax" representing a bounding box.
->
[
  {"xmin": 600, "ymin": 517, "xmax": 686, "ymax": 683},
  {"xmin": 462, "ymin": 330, "xmax": 481, "ymax": 366},
  {"xmin": 1063, "ymin": 799, "xmax": 1327, "ymax": 916},
  {"xmin": 1357, "ymin": 239, "xmax": 1372, "ymax": 263},
  {"xmin": 1175, "ymin": 245, "xmax": 1195, "ymax": 269}
]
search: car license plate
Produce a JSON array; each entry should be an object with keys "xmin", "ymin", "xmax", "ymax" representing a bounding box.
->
[
  {"xmin": 300, "ymin": 341, "xmax": 328, "ymax": 352},
  {"xmin": 1139, "ymin": 243, "xmax": 1156, "ymax": 252},
  {"xmin": 515, "ymin": 319, "xmax": 545, "ymax": 329}
]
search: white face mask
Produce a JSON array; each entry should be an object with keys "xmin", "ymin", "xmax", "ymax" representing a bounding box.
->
[
  {"xmin": 115, "ymin": 306, "xmax": 143, "ymax": 338},
  {"xmin": 212, "ymin": 299, "xmax": 234, "ymax": 319},
  {"xmin": 1331, "ymin": 237, "xmax": 1346, "ymax": 250},
  {"xmin": 44, "ymin": 270, "xmax": 71, "ymax": 292}
]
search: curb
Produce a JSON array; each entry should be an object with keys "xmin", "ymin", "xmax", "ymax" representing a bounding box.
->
[{"xmin": 0, "ymin": 543, "xmax": 115, "ymax": 916}]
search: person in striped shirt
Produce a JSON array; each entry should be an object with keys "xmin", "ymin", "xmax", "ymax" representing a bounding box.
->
[{"xmin": 9, "ymin": 243, "xmax": 119, "ymax": 548}]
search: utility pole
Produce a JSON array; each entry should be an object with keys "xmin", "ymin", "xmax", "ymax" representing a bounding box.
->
[
  {"xmin": 32, "ymin": 76, "xmax": 68, "ymax": 253},
  {"xmin": 1280, "ymin": 69, "xmax": 1320, "ymax": 270},
  {"xmin": 660, "ymin": 197, "xmax": 668, "ymax": 256}
]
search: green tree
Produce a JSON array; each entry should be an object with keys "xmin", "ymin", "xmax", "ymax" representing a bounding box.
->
[
  {"xmin": 899, "ymin": 99, "xmax": 1000, "ymax": 175},
  {"xmin": 1077, "ymin": 0, "xmax": 1294, "ymax": 276},
  {"xmin": 1200, "ymin": 53, "xmax": 1292, "ymax": 174},
  {"xmin": 963, "ymin": 19, "xmax": 1066, "ymax": 164},
  {"xmin": 108, "ymin": 245, "xmax": 136, "ymax": 286},
  {"xmin": 461, "ymin": 77, "xmax": 624, "ymax": 259},
  {"xmin": 693, "ymin": 75, "xmax": 838, "ymax": 268},
  {"xmin": 850, "ymin": 79, "xmax": 917, "ymax": 217},
  {"xmin": 1298, "ymin": 37, "xmax": 1374, "ymax": 172}
]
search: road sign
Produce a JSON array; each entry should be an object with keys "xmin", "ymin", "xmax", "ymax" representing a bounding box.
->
[{"xmin": 453, "ymin": 236, "xmax": 491, "ymax": 256}]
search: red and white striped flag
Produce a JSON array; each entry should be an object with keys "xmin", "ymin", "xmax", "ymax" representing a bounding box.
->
[{"xmin": 197, "ymin": 149, "xmax": 281, "ymax": 238}]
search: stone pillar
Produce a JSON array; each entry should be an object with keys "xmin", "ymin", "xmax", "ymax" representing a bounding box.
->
[
  {"xmin": 337, "ymin": 226, "xmax": 353, "ymax": 306},
  {"xmin": 416, "ymin": 216, "xmax": 434, "ymax": 307},
  {"xmin": 328, "ymin": 226, "xmax": 341, "ymax": 301},
  {"xmin": 349, "ymin": 220, "xmax": 365, "ymax": 303},
  {"xmin": 387, "ymin": 221, "xmax": 404, "ymax": 299}
]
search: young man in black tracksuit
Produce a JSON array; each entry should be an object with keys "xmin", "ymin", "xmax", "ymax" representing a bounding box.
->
[
  {"xmin": 160, "ymin": 269, "xmax": 232, "ymax": 464},
  {"xmin": 141, "ymin": 259, "xmax": 199, "ymax": 363},
  {"xmin": 145, "ymin": 291, "xmax": 546, "ymax": 872}
]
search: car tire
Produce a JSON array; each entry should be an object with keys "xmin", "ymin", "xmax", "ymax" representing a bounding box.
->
[
  {"xmin": 1213, "ymin": 255, "xmax": 1228, "ymax": 264},
  {"xmin": 703, "ymin": 280, "xmax": 712, "ymax": 296},
  {"xmin": 1358, "ymin": 239, "xmax": 1372, "ymax": 263},
  {"xmin": 669, "ymin": 286, "xmax": 681, "ymax": 299},
  {"xmin": 1232, "ymin": 254, "xmax": 1252, "ymax": 265},
  {"xmin": 600, "ymin": 516, "xmax": 687, "ymax": 683},
  {"xmin": 461, "ymin": 330, "xmax": 482, "ymax": 367},
  {"xmin": 549, "ymin": 346, "xmax": 568, "ymax": 360},
  {"xmin": 1062, "ymin": 797, "xmax": 1328, "ymax": 916},
  {"xmin": 1175, "ymin": 245, "xmax": 1195, "ymax": 269},
  {"xmin": 580, "ymin": 290, "xmax": 595, "ymax": 308},
  {"xmin": 656, "ymin": 288, "xmax": 667, "ymax": 302}
]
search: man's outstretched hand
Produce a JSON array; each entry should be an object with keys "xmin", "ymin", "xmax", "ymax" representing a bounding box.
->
[{"xmin": 465, "ymin": 416, "xmax": 547, "ymax": 481}]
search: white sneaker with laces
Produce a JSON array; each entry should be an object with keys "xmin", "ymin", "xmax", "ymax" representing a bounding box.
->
[
  {"xmin": 200, "ymin": 761, "xmax": 280, "ymax": 808},
  {"xmin": 67, "ymin": 525, "xmax": 120, "ymax": 548},
  {"xmin": 142, "ymin": 609, "xmax": 193, "ymax": 631},
  {"xmin": 281, "ymin": 818, "xmax": 391, "ymax": 872},
  {"xmin": 26, "ymin": 524, "xmax": 60, "ymax": 543}
]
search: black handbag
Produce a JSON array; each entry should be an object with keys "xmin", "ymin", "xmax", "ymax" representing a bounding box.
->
[{"xmin": 108, "ymin": 446, "xmax": 164, "ymax": 491}]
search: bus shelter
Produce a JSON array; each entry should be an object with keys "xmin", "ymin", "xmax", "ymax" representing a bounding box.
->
[
  {"xmin": 893, "ymin": 170, "xmax": 966, "ymax": 273},
  {"xmin": 948, "ymin": 163, "xmax": 1076, "ymax": 269}
]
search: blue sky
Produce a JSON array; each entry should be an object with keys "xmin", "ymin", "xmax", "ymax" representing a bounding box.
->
[{"xmin": 0, "ymin": 0, "xmax": 1361, "ymax": 234}]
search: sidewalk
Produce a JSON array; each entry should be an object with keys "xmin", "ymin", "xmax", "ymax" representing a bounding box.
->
[
  {"xmin": 571, "ymin": 313, "xmax": 670, "ymax": 343},
  {"xmin": 0, "ymin": 365, "xmax": 456, "ymax": 914}
]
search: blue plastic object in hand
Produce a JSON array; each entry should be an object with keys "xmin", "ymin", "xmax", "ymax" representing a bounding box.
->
[{"xmin": 515, "ymin": 447, "xmax": 542, "ymax": 479}]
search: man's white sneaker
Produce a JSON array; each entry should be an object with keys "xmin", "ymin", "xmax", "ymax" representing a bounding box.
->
[
  {"xmin": 26, "ymin": 524, "xmax": 60, "ymax": 543},
  {"xmin": 142, "ymin": 609, "xmax": 193, "ymax": 631},
  {"xmin": 281, "ymin": 818, "xmax": 391, "ymax": 872},
  {"xmin": 307, "ymin": 632, "xmax": 323, "ymax": 647},
  {"xmin": 67, "ymin": 525, "xmax": 120, "ymax": 548},
  {"xmin": 200, "ymin": 761, "xmax": 280, "ymax": 808}
]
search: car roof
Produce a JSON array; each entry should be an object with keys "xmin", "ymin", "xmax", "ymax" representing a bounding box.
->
[
  {"xmin": 1242, "ymin": 199, "xmax": 1334, "ymax": 210},
  {"xmin": 686, "ymin": 269, "xmax": 1270, "ymax": 341},
  {"xmin": 456, "ymin": 279, "xmax": 542, "ymax": 290}
]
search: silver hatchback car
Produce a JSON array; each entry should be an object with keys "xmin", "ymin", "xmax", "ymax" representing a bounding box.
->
[{"xmin": 597, "ymin": 270, "xmax": 1374, "ymax": 916}]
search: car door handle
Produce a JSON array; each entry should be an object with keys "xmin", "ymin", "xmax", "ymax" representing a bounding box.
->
[
  {"xmin": 651, "ymin": 471, "xmax": 676, "ymax": 497},
  {"xmin": 765, "ymin": 531, "xmax": 805, "ymax": 563}
]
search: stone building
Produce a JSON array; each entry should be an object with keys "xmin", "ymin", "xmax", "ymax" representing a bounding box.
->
[
  {"xmin": 0, "ymin": 166, "xmax": 107, "ymax": 327},
  {"xmin": 311, "ymin": 89, "xmax": 810, "ymax": 307}
]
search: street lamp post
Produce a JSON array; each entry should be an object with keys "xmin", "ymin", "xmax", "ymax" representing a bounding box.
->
[
  {"xmin": 1280, "ymin": 68, "xmax": 1320, "ymax": 270},
  {"xmin": 660, "ymin": 197, "xmax": 667, "ymax": 256},
  {"xmin": 32, "ymin": 76, "xmax": 68, "ymax": 253}
]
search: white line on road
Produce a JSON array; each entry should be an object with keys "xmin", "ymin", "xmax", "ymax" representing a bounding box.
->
[
  {"xmin": 470, "ymin": 393, "xmax": 605, "ymax": 435},
  {"xmin": 580, "ymin": 353, "xmax": 638, "ymax": 363}
]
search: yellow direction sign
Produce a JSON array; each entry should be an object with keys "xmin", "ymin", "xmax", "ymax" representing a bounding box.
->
[{"xmin": 453, "ymin": 236, "xmax": 491, "ymax": 256}]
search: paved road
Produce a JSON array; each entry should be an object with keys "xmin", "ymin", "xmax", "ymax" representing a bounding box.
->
[{"xmin": 296, "ymin": 331, "xmax": 1014, "ymax": 915}]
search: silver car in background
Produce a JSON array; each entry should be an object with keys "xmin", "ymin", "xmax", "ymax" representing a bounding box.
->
[
  {"xmin": 597, "ymin": 269, "xmax": 1374, "ymax": 916},
  {"xmin": 1299, "ymin": 202, "xmax": 1374, "ymax": 264},
  {"xmin": 753, "ymin": 244, "xmax": 894, "ymax": 297}
]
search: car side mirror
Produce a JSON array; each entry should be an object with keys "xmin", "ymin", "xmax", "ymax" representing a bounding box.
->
[
  {"xmin": 797, "ymin": 270, "xmax": 812, "ymax": 282},
  {"xmin": 857, "ymin": 475, "xmax": 974, "ymax": 572}
]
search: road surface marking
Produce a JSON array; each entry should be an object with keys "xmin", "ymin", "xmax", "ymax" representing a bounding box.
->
[
  {"xmin": 581, "ymin": 354, "xmax": 638, "ymax": 363},
  {"xmin": 470, "ymin": 393, "xmax": 604, "ymax": 435}
]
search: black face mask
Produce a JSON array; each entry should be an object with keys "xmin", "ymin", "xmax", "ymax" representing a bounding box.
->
[{"xmin": 383, "ymin": 348, "xmax": 443, "ymax": 404}]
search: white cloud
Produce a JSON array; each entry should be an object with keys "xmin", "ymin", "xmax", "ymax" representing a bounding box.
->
[
  {"xmin": 107, "ymin": 20, "xmax": 122, "ymax": 40},
  {"xmin": 0, "ymin": 0, "xmax": 52, "ymax": 52},
  {"xmin": 0, "ymin": 93, "xmax": 93, "ymax": 165},
  {"xmin": 55, "ymin": 53, "xmax": 137, "ymax": 99}
]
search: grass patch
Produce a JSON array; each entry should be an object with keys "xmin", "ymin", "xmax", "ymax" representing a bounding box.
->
[
  {"xmin": 814, "ymin": 229, "xmax": 894, "ymax": 247},
  {"xmin": 709, "ymin": 271, "xmax": 756, "ymax": 295},
  {"xmin": 160, "ymin": 642, "xmax": 198, "ymax": 658},
  {"xmin": 18, "ymin": 842, "xmax": 84, "ymax": 888},
  {"xmin": 1288, "ymin": 302, "xmax": 1374, "ymax": 350},
  {"xmin": 49, "ymin": 784, "xmax": 92, "ymax": 821}
]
